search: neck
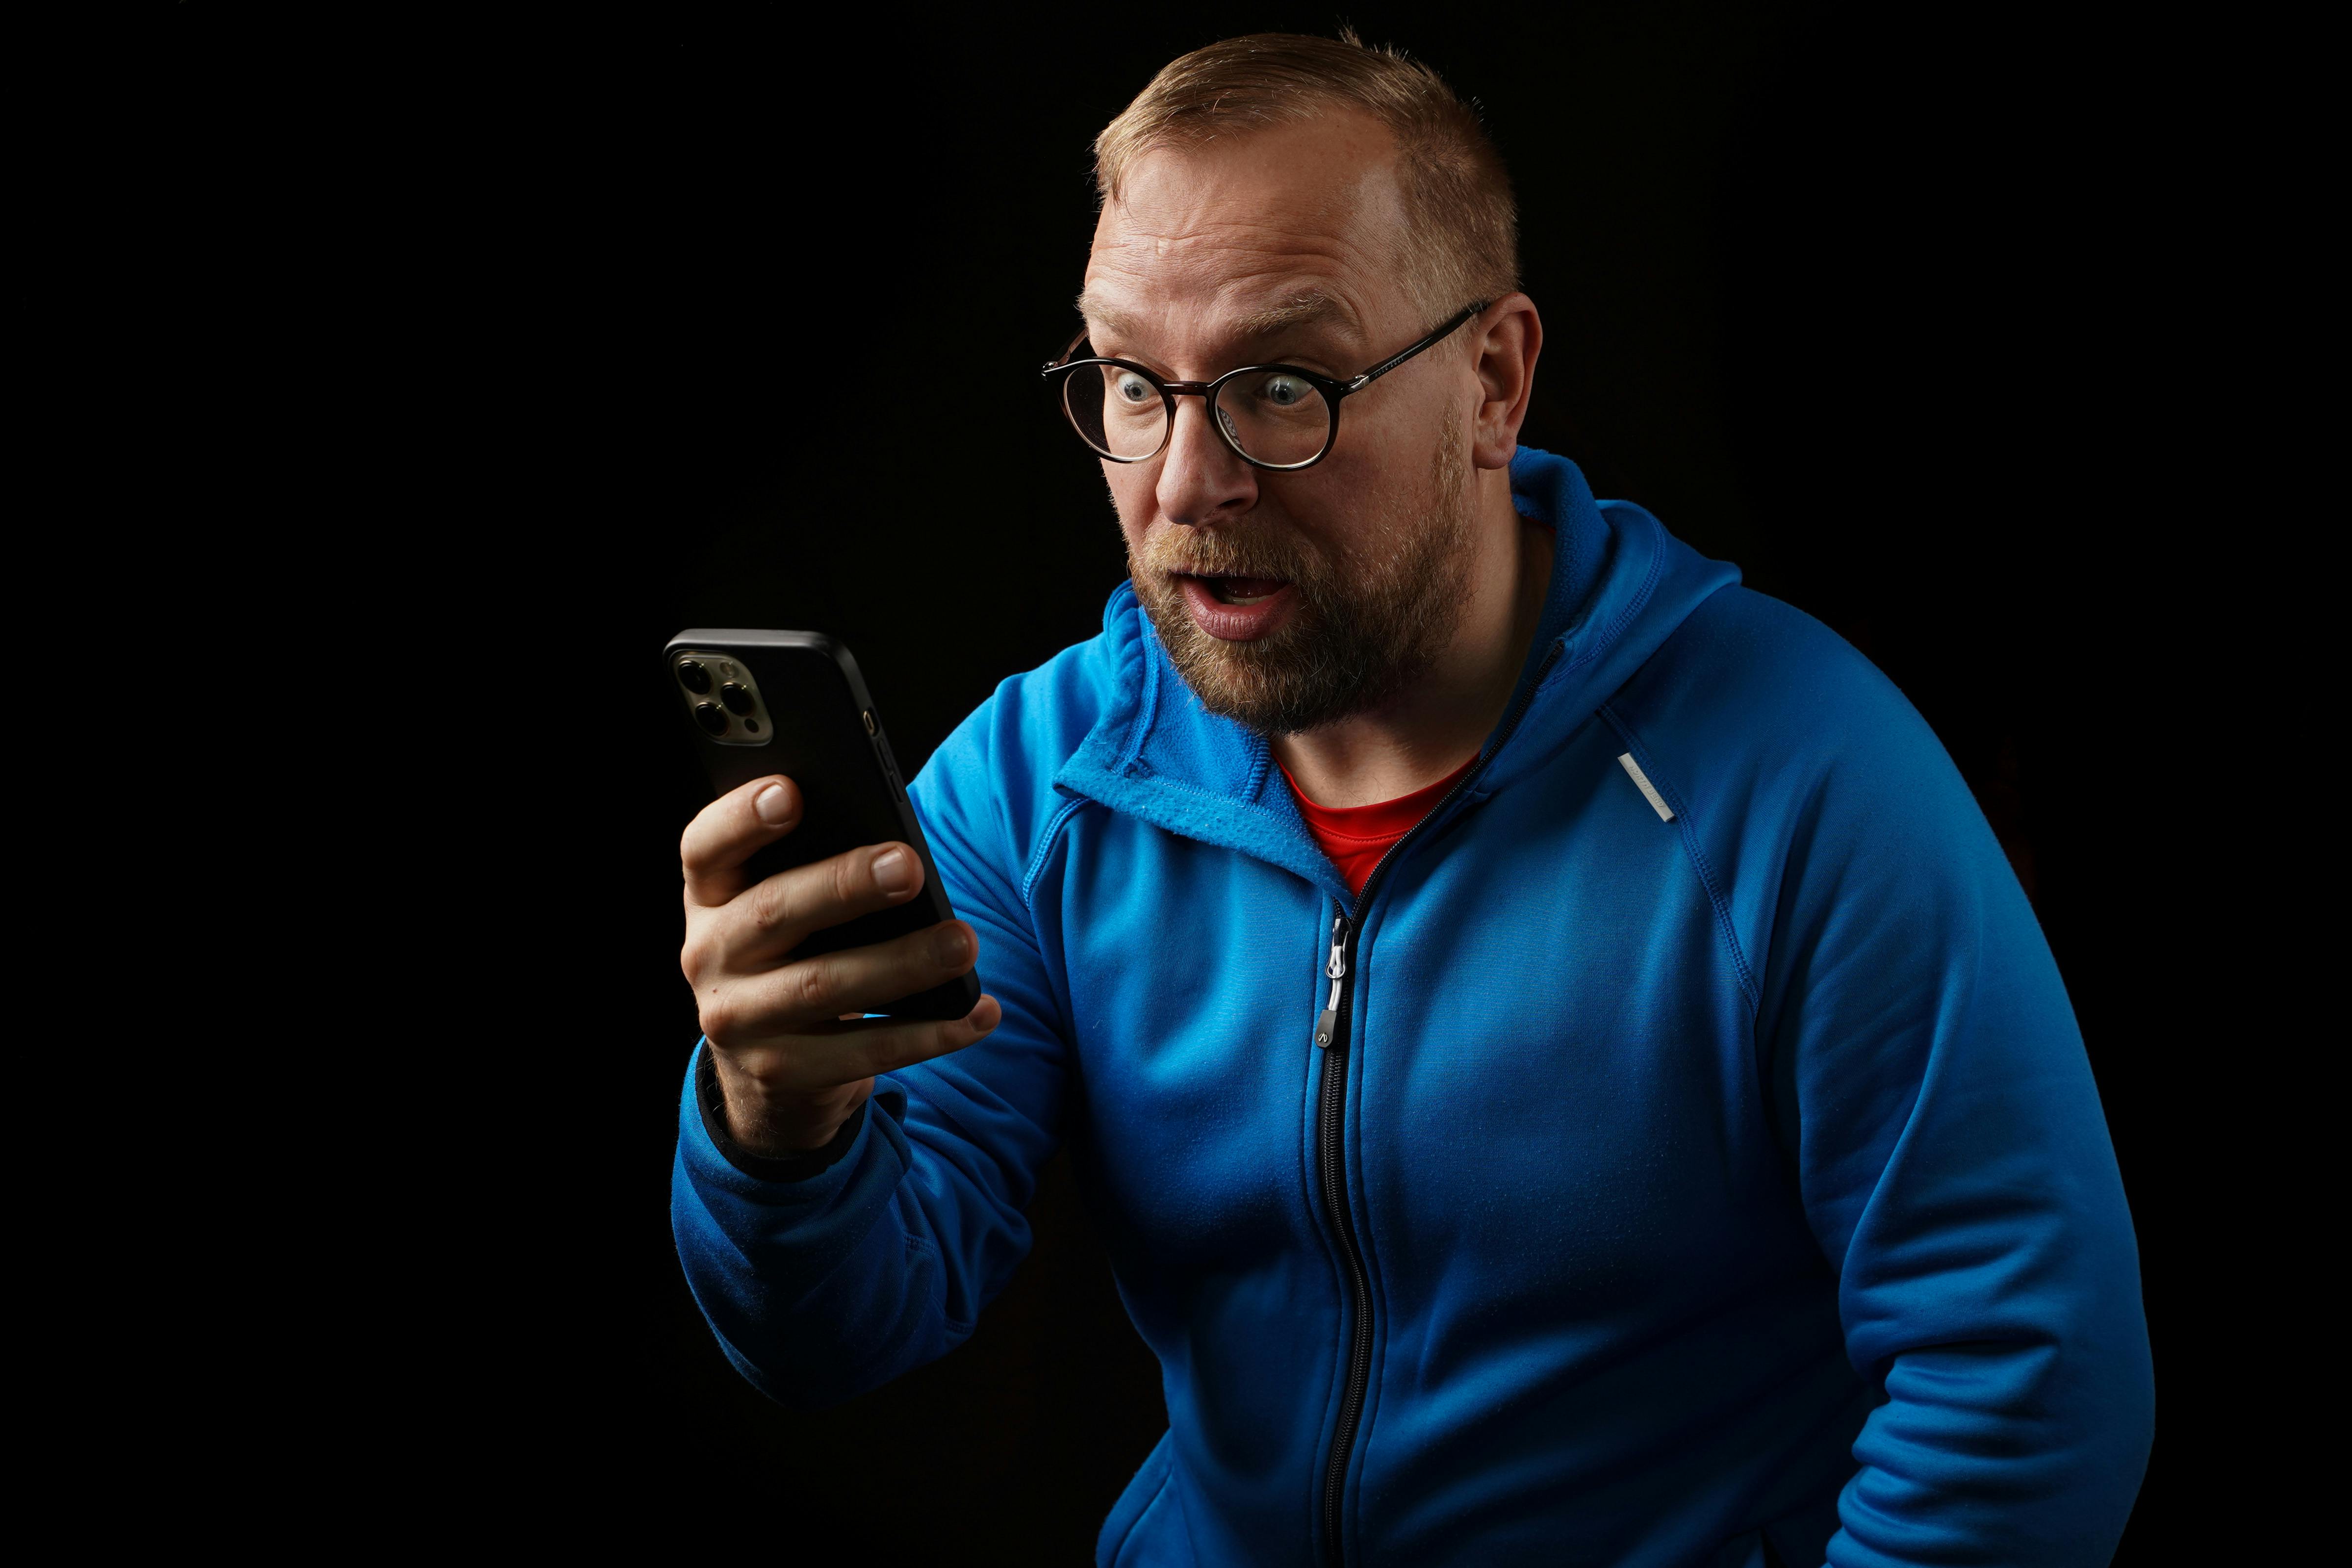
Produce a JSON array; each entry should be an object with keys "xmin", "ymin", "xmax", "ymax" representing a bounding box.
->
[{"xmin": 1270, "ymin": 468, "xmax": 1553, "ymax": 807}]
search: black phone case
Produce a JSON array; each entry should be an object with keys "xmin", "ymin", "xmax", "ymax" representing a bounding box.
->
[{"xmin": 665, "ymin": 629, "xmax": 982, "ymax": 1021}]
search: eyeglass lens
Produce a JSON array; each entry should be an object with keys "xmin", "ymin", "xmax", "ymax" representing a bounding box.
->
[{"xmin": 1064, "ymin": 364, "xmax": 1333, "ymax": 466}]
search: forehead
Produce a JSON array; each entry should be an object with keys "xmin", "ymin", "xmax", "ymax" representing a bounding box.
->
[{"xmin": 1084, "ymin": 113, "xmax": 1413, "ymax": 346}]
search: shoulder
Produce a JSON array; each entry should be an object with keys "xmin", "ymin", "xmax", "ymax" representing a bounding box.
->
[
  {"xmin": 1624, "ymin": 586, "xmax": 1914, "ymax": 740},
  {"xmin": 1607, "ymin": 586, "xmax": 2003, "ymax": 905},
  {"xmin": 1612, "ymin": 586, "xmax": 1951, "ymax": 798}
]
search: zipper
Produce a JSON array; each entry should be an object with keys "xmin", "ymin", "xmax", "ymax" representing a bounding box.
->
[
  {"xmin": 1309, "ymin": 642, "xmax": 1563, "ymax": 1567},
  {"xmin": 1312, "ymin": 906, "xmax": 1371, "ymax": 1567}
]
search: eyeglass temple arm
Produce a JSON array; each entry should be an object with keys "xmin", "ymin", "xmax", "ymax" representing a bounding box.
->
[
  {"xmin": 1342, "ymin": 302, "xmax": 1489, "ymax": 393},
  {"xmin": 1042, "ymin": 327, "xmax": 1094, "ymax": 376}
]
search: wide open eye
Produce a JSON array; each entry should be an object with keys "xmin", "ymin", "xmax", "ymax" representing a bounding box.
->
[
  {"xmin": 1216, "ymin": 370, "xmax": 1332, "ymax": 465},
  {"xmin": 1258, "ymin": 373, "xmax": 1311, "ymax": 408},
  {"xmin": 1068, "ymin": 364, "xmax": 1170, "ymax": 460}
]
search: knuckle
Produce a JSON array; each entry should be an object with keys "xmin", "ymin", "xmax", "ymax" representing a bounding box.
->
[
  {"xmin": 697, "ymin": 994, "xmax": 739, "ymax": 1044},
  {"xmin": 877, "ymin": 1023, "xmax": 951, "ymax": 1076},
  {"xmin": 860, "ymin": 1031, "xmax": 910, "ymax": 1077},
  {"xmin": 786, "ymin": 958, "xmax": 835, "ymax": 1017},
  {"xmin": 679, "ymin": 920, "xmax": 729, "ymax": 983},
  {"xmin": 749, "ymin": 875, "xmax": 792, "ymax": 933},
  {"xmin": 680, "ymin": 813, "xmax": 720, "ymax": 872},
  {"xmin": 832, "ymin": 852, "xmax": 864, "ymax": 909}
]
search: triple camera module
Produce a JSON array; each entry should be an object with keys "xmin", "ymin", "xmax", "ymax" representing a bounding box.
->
[{"xmin": 673, "ymin": 653, "xmax": 773, "ymax": 745}]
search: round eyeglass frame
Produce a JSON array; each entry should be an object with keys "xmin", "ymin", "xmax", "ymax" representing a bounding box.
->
[{"xmin": 1040, "ymin": 301, "xmax": 1488, "ymax": 472}]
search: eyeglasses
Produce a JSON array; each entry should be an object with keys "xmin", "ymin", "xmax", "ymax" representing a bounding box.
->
[{"xmin": 1040, "ymin": 302, "xmax": 1488, "ymax": 472}]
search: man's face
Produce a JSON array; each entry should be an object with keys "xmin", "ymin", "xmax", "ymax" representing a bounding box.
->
[{"xmin": 1082, "ymin": 115, "xmax": 1481, "ymax": 735}]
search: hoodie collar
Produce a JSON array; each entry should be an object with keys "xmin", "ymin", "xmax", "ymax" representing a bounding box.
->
[{"xmin": 1053, "ymin": 448, "xmax": 1738, "ymax": 898}]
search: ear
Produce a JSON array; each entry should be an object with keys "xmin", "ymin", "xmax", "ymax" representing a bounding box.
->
[{"xmin": 1469, "ymin": 294, "xmax": 1542, "ymax": 470}]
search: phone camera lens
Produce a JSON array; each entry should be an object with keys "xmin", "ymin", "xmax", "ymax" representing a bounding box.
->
[
  {"xmin": 718, "ymin": 682, "xmax": 755, "ymax": 716},
  {"xmin": 693, "ymin": 703, "xmax": 728, "ymax": 737},
  {"xmin": 677, "ymin": 661, "xmax": 712, "ymax": 694}
]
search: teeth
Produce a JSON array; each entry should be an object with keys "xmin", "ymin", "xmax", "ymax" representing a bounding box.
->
[{"xmin": 1205, "ymin": 577, "xmax": 1279, "ymax": 605}]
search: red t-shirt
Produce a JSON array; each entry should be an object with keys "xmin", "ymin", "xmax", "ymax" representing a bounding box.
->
[{"xmin": 1281, "ymin": 754, "xmax": 1481, "ymax": 898}]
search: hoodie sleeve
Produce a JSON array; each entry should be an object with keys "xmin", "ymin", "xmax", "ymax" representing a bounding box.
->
[
  {"xmin": 667, "ymin": 657, "xmax": 1091, "ymax": 1410},
  {"xmin": 1718, "ymin": 612, "xmax": 2154, "ymax": 1564}
]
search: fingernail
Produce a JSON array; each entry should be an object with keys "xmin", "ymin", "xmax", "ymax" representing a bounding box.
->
[
  {"xmin": 753, "ymin": 784, "xmax": 793, "ymax": 826},
  {"xmin": 872, "ymin": 847, "xmax": 914, "ymax": 892},
  {"xmin": 936, "ymin": 925, "xmax": 971, "ymax": 966}
]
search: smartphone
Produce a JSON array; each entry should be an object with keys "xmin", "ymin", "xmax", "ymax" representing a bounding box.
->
[{"xmin": 665, "ymin": 629, "xmax": 981, "ymax": 1021}]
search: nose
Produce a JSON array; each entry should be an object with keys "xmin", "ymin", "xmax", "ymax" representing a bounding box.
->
[{"xmin": 1154, "ymin": 395, "xmax": 1259, "ymax": 527}]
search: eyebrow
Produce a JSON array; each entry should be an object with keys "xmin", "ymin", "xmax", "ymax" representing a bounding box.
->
[
  {"xmin": 1231, "ymin": 292, "xmax": 1361, "ymax": 340},
  {"xmin": 1075, "ymin": 289, "xmax": 1365, "ymax": 355}
]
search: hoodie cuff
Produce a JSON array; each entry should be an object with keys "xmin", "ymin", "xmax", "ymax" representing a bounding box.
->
[{"xmin": 693, "ymin": 1041, "xmax": 867, "ymax": 1183}]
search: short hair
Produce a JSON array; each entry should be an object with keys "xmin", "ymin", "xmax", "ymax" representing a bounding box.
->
[{"xmin": 1093, "ymin": 30, "xmax": 1519, "ymax": 320}]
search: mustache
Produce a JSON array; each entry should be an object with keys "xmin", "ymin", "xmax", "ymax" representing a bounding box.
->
[{"xmin": 1139, "ymin": 530, "xmax": 1321, "ymax": 583}]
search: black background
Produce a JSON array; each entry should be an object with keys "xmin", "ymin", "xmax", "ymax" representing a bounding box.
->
[{"xmin": 151, "ymin": 2, "xmax": 2259, "ymax": 1557}]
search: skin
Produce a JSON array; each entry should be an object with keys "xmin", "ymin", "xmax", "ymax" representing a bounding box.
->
[
  {"xmin": 684, "ymin": 110, "xmax": 1544, "ymax": 1154},
  {"xmin": 683, "ymin": 776, "xmax": 1001, "ymax": 1154},
  {"xmin": 1088, "ymin": 114, "xmax": 1547, "ymax": 804}
]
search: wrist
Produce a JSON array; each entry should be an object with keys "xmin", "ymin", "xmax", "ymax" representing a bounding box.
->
[
  {"xmin": 694, "ymin": 1045, "xmax": 871, "ymax": 1182},
  {"xmin": 704, "ymin": 1046, "xmax": 867, "ymax": 1157}
]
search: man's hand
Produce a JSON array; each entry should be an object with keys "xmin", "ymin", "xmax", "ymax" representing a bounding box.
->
[{"xmin": 681, "ymin": 774, "xmax": 1001, "ymax": 1157}]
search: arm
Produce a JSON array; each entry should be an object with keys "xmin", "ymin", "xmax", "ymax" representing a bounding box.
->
[
  {"xmin": 669, "ymin": 720, "xmax": 1075, "ymax": 1409},
  {"xmin": 1754, "ymin": 682, "xmax": 2153, "ymax": 1564}
]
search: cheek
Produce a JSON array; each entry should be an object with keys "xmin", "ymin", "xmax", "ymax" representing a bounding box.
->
[
  {"xmin": 1329, "ymin": 377, "xmax": 1458, "ymax": 491},
  {"xmin": 1104, "ymin": 460, "xmax": 1155, "ymax": 535},
  {"xmin": 1347, "ymin": 379, "xmax": 1439, "ymax": 456}
]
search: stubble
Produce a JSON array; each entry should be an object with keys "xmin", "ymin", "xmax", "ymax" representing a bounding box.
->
[{"xmin": 1127, "ymin": 422, "xmax": 1476, "ymax": 735}]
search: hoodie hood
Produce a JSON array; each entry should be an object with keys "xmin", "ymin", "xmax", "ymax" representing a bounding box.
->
[{"xmin": 1053, "ymin": 447, "xmax": 1740, "ymax": 900}]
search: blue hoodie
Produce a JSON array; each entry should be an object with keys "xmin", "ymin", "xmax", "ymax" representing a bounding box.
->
[{"xmin": 671, "ymin": 450, "xmax": 2152, "ymax": 1567}]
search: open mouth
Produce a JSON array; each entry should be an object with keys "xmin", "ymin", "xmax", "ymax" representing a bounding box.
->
[
  {"xmin": 1189, "ymin": 573, "xmax": 1290, "ymax": 605},
  {"xmin": 1172, "ymin": 570, "xmax": 1299, "ymax": 642}
]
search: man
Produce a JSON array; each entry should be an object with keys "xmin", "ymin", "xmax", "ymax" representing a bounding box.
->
[{"xmin": 670, "ymin": 32, "xmax": 2152, "ymax": 1568}]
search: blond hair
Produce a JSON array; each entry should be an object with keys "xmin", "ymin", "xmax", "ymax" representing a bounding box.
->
[{"xmin": 1093, "ymin": 31, "xmax": 1519, "ymax": 318}]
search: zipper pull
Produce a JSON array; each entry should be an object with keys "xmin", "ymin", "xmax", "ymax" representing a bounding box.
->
[{"xmin": 1314, "ymin": 914, "xmax": 1348, "ymax": 1049}]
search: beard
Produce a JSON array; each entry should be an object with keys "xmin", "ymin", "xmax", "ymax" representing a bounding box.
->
[{"xmin": 1126, "ymin": 421, "xmax": 1476, "ymax": 735}]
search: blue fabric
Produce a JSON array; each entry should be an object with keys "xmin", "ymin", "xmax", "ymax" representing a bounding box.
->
[{"xmin": 671, "ymin": 449, "xmax": 2152, "ymax": 1566}]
